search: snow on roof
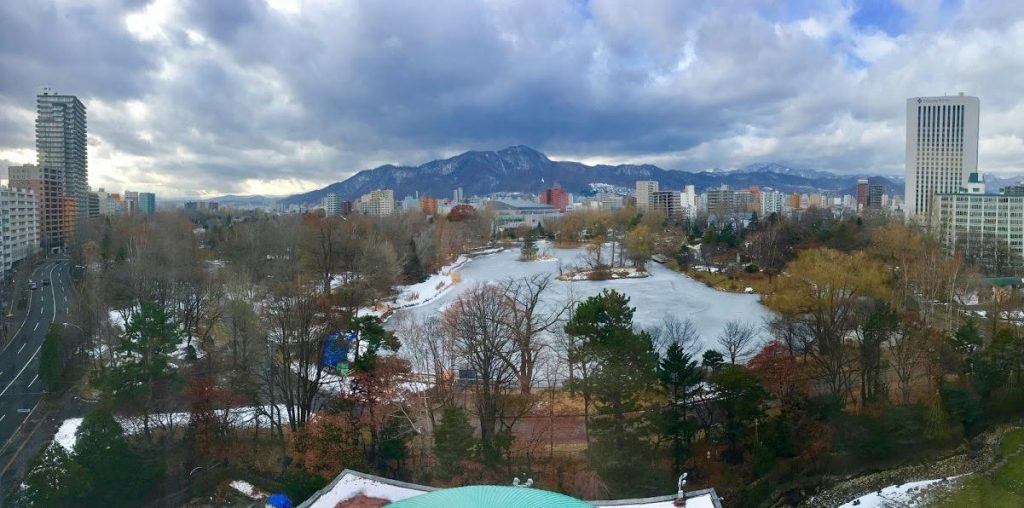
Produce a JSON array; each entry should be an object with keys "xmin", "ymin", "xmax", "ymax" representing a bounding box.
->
[
  {"xmin": 592, "ymin": 489, "xmax": 722, "ymax": 508},
  {"xmin": 299, "ymin": 470, "xmax": 434, "ymax": 508}
]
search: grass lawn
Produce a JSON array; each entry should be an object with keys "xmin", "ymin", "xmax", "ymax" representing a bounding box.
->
[{"xmin": 933, "ymin": 429, "xmax": 1024, "ymax": 507}]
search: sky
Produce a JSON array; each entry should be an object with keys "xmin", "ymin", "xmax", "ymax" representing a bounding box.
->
[{"xmin": 2, "ymin": 0, "xmax": 1024, "ymax": 198}]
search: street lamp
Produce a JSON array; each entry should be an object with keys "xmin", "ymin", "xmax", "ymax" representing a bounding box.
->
[{"xmin": 61, "ymin": 322, "xmax": 84, "ymax": 332}]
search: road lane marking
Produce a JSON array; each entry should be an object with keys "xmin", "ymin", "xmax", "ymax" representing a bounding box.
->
[
  {"xmin": 28, "ymin": 374, "xmax": 37, "ymax": 387},
  {"xmin": 0, "ymin": 400, "xmax": 43, "ymax": 477},
  {"xmin": 0, "ymin": 415, "xmax": 5, "ymax": 424},
  {"xmin": 1, "ymin": 260, "xmax": 49, "ymax": 353},
  {"xmin": 16, "ymin": 343, "xmax": 25, "ymax": 355},
  {"xmin": 0, "ymin": 343, "xmax": 42, "ymax": 398},
  {"xmin": 32, "ymin": 322, "xmax": 38, "ymax": 332}
]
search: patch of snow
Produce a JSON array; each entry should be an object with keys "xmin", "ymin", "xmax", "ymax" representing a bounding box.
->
[
  {"xmin": 838, "ymin": 477, "xmax": 963, "ymax": 508},
  {"xmin": 229, "ymin": 480, "xmax": 263, "ymax": 500},
  {"xmin": 53, "ymin": 405, "xmax": 288, "ymax": 451}
]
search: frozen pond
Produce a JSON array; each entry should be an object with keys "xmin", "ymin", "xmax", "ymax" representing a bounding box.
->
[{"xmin": 390, "ymin": 243, "xmax": 774, "ymax": 353}]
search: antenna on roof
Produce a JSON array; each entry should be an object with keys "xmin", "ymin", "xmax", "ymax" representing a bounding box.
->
[{"xmin": 673, "ymin": 472, "xmax": 688, "ymax": 507}]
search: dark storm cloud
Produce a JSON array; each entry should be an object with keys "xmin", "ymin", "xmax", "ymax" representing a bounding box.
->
[{"xmin": 1, "ymin": 0, "xmax": 1024, "ymax": 197}]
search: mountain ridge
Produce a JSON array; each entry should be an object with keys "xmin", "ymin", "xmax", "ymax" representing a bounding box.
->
[{"xmin": 280, "ymin": 146, "xmax": 904, "ymax": 205}]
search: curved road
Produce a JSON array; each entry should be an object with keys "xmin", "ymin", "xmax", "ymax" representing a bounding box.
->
[{"xmin": 0, "ymin": 258, "xmax": 71, "ymax": 466}]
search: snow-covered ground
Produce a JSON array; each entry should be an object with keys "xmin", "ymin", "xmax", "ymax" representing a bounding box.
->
[
  {"xmin": 53, "ymin": 405, "xmax": 286, "ymax": 451},
  {"xmin": 389, "ymin": 242, "xmax": 773, "ymax": 353},
  {"xmin": 838, "ymin": 477, "xmax": 963, "ymax": 507},
  {"xmin": 229, "ymin": 480, "xmax": 264, "ymax": 500}
]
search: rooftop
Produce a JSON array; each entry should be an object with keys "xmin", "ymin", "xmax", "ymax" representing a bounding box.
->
[{"xmin": 298, "ymin": 470, "xmax": 723, "ymax": 508}]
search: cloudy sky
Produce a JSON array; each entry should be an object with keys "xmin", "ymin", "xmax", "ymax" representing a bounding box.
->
[{"xmin": 2, "ymin": 0, "xmax": 1024, "ymax": 197}]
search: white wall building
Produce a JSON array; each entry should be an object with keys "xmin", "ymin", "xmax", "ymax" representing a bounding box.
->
[
  {"xmin": 635, "ymin": 180, "xmax": 659, "ymax": 211},
  {"xmin": 905, "ymin": 93, "xmax": 980, "ymax": 222},
  {"xmin": 0, "ymin": 187, "xmax": 40, "ymax": 275},
  {"xmin": 358, "ymin": 189, "xmax": 395, "ymax": 217},
  {"xmin": 322, "ymin": 192, "xmax": 341, "ymax": 216},
  {"xmin": 760, "ymin": 189, "xmax": 786, "ymax": 215}
]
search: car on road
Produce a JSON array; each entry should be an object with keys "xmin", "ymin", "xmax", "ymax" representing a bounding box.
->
[
  {"xmin": 42, "ymin": 280, "xmax": 50, "ymax": 286},
  {"xmin": 28, "ymin": 282, "xmax": 36, "ymax": 290}
]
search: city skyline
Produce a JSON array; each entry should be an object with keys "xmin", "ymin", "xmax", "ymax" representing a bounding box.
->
[{"xmin": 3, "ymin": 1, "xmax": 1024, "ymax": 198}]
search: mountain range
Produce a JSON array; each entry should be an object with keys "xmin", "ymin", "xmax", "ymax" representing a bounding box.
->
[{"xmin": 278, "ymin": 146, "xmax": 903, "ymax": 205}]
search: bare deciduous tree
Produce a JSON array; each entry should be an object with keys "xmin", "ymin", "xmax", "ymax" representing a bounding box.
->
[
  {"xmin": 501, "ymin": 274, "xmax": 570, "ymax": 394},
  {"xmin": 442, "ymin": 284, "xmax": 516, "ymax": 451},
  {"xmin": 717, "ymin": 320, "xmax": 759, "ymax": 365}
]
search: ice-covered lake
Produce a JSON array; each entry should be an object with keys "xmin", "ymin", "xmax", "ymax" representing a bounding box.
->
[{"xmin": 390, "ymin": 243, "xmax": 774, "ymax": 353}]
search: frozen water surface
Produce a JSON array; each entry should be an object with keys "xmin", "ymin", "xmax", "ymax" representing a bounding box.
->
[{"xmin": 390, "ymin": 243, "xmax": 774, "ymax": 353}]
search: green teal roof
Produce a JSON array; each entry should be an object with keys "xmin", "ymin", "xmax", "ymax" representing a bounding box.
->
[{"xmin": 386, "ymin": 486, "xmax": 592, "ymax": 508}]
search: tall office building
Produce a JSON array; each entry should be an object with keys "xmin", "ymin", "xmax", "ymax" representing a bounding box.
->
[
  {"xmin": 32, "ymin": 89, "xmax": 87, "ymax": 248},
  {"xmin": 138, "ymin": 192, "xmax": 156, "ymax": 215},
  {"xmin": 856, "ymin": 179, "xmax": 869, "ymax": 208},
  {"xmin": 635, "ymin": 180, "xmax": 659, "ymax": 211},
  {"xmin": 905, "ymin": 94, "xmax": 980, "ymax": 222}
]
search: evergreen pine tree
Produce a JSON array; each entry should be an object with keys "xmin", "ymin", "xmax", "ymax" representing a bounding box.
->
[
  {"xmin": 658, "ymin": 343, "xmax": 702, "ymax": 476},
  {"xmin": 520, "ymin": 234, "xmax": 539, "ymax": 260},
  {"xmin": 403, "ymin": 238, "xmax": 427, "ymax": 283},
  {"xmin": 75, "ymin": 408, "xmax": 161, "ymax": 506},
  {"xmin": 565, "ymin": 289, "xmax": 660, "ymax": 497},
  {"xmin": 18, "ymin": 444, "xmax": 89, "ymax": 506},
  {"xmin": 433, "ymin": 405, "xmax": 475, "ymax": 479}
]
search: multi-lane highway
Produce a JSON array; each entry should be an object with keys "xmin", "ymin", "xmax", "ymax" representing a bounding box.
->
[{"xmin": 0, "ymin": 258, "xmax": 71, "ymax": 461}]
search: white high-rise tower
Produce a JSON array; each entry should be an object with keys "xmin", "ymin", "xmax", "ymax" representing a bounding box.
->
[{"xmin": 905, "ymin": 93, "xmax": 979, "ymax": 222}]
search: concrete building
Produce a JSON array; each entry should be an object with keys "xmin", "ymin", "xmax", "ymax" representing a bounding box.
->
[
  {"xmin": 705, "ymin": 185, "xmax": 735, "ymax": 216},
  {"xmin": 419, "ymin": 195, "xmax": 438, "ymax": 215},
  {"xmin": 651, "ymin": 191, "xmax": 683, "ymax": 220},
  {"xmin": 184, "ymin": 201, "xmax": 219, "ymax": 211},
  {"xmin": 539, "ymin": 186, "xmax": 570, "ymax": 212},
  {"xmin": 123, "ymin": 190, "xmax": 140, "ymax": 215},
  {"xmin": 635, "ymin": 180, "xmax": 659, "ymax": 211},
  {"xmin": 34, "ymin": 89, "xmax": 88, "ymax": 247},
  {"xmin": 0, "ymin": 187, "xmax": 40, "ymax": 275},
  {"xmin": 85, "ymin": 191, "xmax": 100, "ymax": 218},
  {"xmin": 761, "ymin": 189, "xmax": 786, "ymax": 216},
  {"xmin": 596, "ymin": 193, "xmax": 623, "ymax": 211},
  {"xmin": 931, "ymin": 172, "xmax": 1024, "ymax": 269},
  {"xmin": 867, "ymin": 184, "xmax": 883, "ymax": 209},
  {"xmin": 856, "ymin": 179, "xmax": 869, "ymax": 209},
  {"xmin": 452, "ymin": 187, "xmax": 464, "ymax": 203},
  {"xmin": 905, "ymin": 94, "xmax": 980, "ymax": 222},
  {"xmin": 358, "ymin": 189, "xmax": 395, "ymax": 217},
  {"xmin": 322, "ymin": 192, "xmax": 341, "ymax": 216}
]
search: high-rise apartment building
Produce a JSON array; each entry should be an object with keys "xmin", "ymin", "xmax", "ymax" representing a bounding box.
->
[
  {"xmin": 322, "ymin": 192, "xmax": 341, "ymax": 216},
  {"xmin": 905, "ymin": 94, "xmax": 980, "ymax": 222},
  {"xmin": 867, "ymin": 184, "xmax": 883, "ymax": 209},
  {"xmin": 856, "ymin": 179, "xmax": 869, "ymax": 208},
  {"xmin": 30, "ymin": 89, "xmax": 87, "ymax": 248},
  {"xmin": 359, "ymin": 189, "xmax": 395, "ymax": 217},
  {"xmin": 650, "ymin": 191, "xmax": 683, "ymax": 220},
  {"xmin": 635, "ymin": 181, "xmax": 659, "ymax": 211},
  {"xmin": 0, "ymin": 186, "xmax": 40, "ymax": 275},
  {"xmin": 761, "ymin": 189, "xmax": 786, "ymax": 216}
]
